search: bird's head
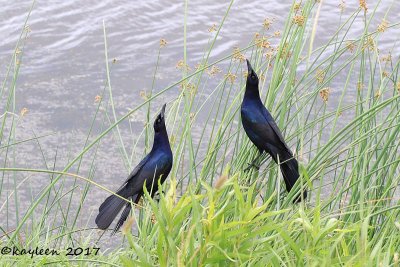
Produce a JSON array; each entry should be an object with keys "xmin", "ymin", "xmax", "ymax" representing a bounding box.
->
[
  {"xmin": 246, "ymin": 59, "xmax": 259, "ymax": 88},
  {"xmin": 153, "ymin": 103, "xmax": 167, "ymax": 133}
]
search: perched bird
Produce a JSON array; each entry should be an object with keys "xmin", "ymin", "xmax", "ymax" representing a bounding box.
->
[
  {"xmin": 96, "ymin": 104, "xmax": 173, "ymax": 233},
  {"xmin": 241, "ymin": 60, "xmax": 306, "ymax": 202}
]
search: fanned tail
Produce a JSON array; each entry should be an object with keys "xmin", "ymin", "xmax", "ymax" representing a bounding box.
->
[{"xmin": 95, "ymin": 186, "xmax": 130, "ymax": 230}]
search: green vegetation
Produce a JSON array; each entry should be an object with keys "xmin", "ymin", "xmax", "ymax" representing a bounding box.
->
[{"xmin": 0, "ymin": 0, "xmax": 399, "ymax": 266}]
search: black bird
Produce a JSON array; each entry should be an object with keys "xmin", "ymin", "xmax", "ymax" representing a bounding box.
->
[
  {"xmin": 241, "ymin": 60, "xmax": 306, "ymax": 202},
  {"xmin": 96, "ymin": 104, "xmax": 173, "ymax": 233}
]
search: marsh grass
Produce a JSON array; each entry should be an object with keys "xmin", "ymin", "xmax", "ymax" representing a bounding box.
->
[{"xmin": 0, "ymin": 0, "xmax": 399, "ymax": 266}]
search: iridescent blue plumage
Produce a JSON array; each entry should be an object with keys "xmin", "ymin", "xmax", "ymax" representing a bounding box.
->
[
  {"xmin": 241, "ymin": 60, "xmax": 307, "ymax": 203},
  {"xmin": 95, "ymin": 104, "xmax": 173, "ymax": 233}
]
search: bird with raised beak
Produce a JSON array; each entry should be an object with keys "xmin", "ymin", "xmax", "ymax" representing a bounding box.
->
[
  {"xmin": 241, "ymin": 60, "xmax": 307, "ymax": 203},
  {"xmin": 96, "ymin": 103, "xmax": 173, "ymax": 233}
]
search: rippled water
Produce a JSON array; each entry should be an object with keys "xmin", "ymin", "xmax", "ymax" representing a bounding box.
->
[{"xmin": 0, "ymin": 0, "xmax": 399, "ymax": 240}]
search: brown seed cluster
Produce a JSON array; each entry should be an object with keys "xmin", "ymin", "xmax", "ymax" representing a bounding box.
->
[
  {"xmin": 319, "ymin": 88, "xmax": 330, "ymax": 103},
  {"xmin": 207, "ymin": 65, "xmax": 222, "ymax": 76},
  {"xmin": 255, "ymin": 36, "xmax": 271, "ymax": 49},
  {"xmin": 94, "ymin": 95, "xmax": 102, "ymax": 103},
  {"xmin": 140, "ymin": 90, "xmax": 149, "ymax": 100},
  {"xmin": 382, "ymin": 71, "xmax": 389, "ymax": 78},
  {"xmin": 20, "ymin": 108, "xmax": 28, "ymax": 117},
  {"xmin": 315, "ymin": 69, "xmax": 326, "ymax": 84},
  {"xmin": 233, "ymin": 47, "xmax": 246, "ymax": 62},
  {"xmin": 160, "ymin": 38, "xmax": 167, "ymax": 48},
  {"xmin": 176, "ymin": 60, "xmax": 191, "ymax": 71},
  {"xmin": 346, "ymin": 41, "xmax": 356, "ymax": 53},
  {"xmin": 189, "ymin": 113, "xmax": 195, "ymax": 121},
  {"xmin": 359, "ymin": 0, "xmax": 367, "ymax": 11},
  {"xmin": 294, "ymin": 2, "xmax": 301, "ymax": 12},
  {"xmin": 381, "ymin": 53, "xmax": 392, "ymax": 62},
  {"xmin": 225, "ymin": 72, "xmax": 237, "ymax": 83},
  {"xmin": 279, "ymin": 42, "xmax": 292, "ymax": 59},
  {"xmin": 179, "ymin": 82, "xmax": 197, "ymax": 95},
  {"xmin": 339, "ymin": 0, "xmax": 346, "ymax": 12},
  {"xmin": 265, "ymin": 50, "xmax": 274, "ymax": 60},
  {"xmin": 293, "ymin": 15, "xmax": 305, "ymax": 26},
  {"xmin": 263, "ymin": 18, "xmax": 273, "ymax": 29},
  {"xmin": 214, "ymin": 174, "xmax": 228, "ymax": 190},
  {"xmin": 208, "ymin": 24, "xmax": 217, "ymax": 32},
  {"xmin": 377, "ymin": 19, "xmax": 388, "ymax": 33},
  {"xmin": 362, "ymin": 36, "xmax": 375, "ymax": 51}
]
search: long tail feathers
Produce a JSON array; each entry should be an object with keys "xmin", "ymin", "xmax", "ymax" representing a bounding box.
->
[
  {"xmin": 95, "ymin": 186, "xmax": 130, "ymax": 230},
  {"xmin": 279, "ymin": 154, "xmax": 307, "ymax": 203},
  {"xmin": 112, "ymin": 202, "xmax": 132, "ymax": 235}
]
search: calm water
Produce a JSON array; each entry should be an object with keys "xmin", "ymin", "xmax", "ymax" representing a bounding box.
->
[{"xmin": 0, "ymin": 0, "xmax": 399, "ymax": 244}]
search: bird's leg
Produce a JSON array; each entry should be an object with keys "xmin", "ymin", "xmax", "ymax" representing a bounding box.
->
[{"xmin": 244, "ymin": 152, "xmax": 264, "ymax": 172}]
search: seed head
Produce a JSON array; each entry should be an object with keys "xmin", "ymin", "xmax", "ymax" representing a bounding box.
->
[
  {"xmin": 207, "ymin": 65, "xmax": 222, "ymax": 76},
  {"xmin": 346, "ymin": 41, "xmax": 356, "ymax": 53},
  {"xmin": 359, "ymin": 0, "xmax": 367, "ymax": 11},
  {"xmin": 381, "ymin": 53, "xmax": 392, "ymax": 62},
  {"xmin": 176, "ymin": 60, "xmax": 190, "ymax": 71},
  {"xmin": 225, "ymin": 72, "xmax": 237, "ymax": 83},
  {"xmin": 294, "ymin": 2, "xmax": 302, "ymax": 12},
  {"xmin": 319, "ymin": 88, "xmax": 330, "ymax": 103},
  {"xmin": 94, "ymin": 95, "xmax": 102, "ymax": 103},
  {"xmin": 315, "ymin": 69, "xmax": 326, "ymax": 84},
  {"xmin": 160, "ymin": 38, "xmax": 167, "ymax": 48},
  {"xmin": 208, "ymin": 24, "xmax": 217, "ymax": 32},
  {"xmin": 293, "ymin": 15, "xmax": 305, "ymax": 26},
  {"xmin": 151, "ymin": 213, "xmax": 157, "ymax": 224},
  {"xmin": 20, "ymin": 108, "xmax": 28, "ymax": 117},
  {"xmin": 362, "ymin": 36, "xmax": 375, "ymax": 51},
  {"xmin": 377, "ymin": 19, "xmax": 388, "ymax": 33},
  {"xmin": 233, "ymin": 47, "xmax": 246, "ymax": 62},
  {"xmin": 382, "ymin": 71, "xmax": 389, "ymax": 78},
  {"xmin": 339, "ymin": 0, "xmax": 346, "ymax": 12},
  {"xmin": 140, "ymin": 90, "xmax": 148, "ymax": 100},
  {"xmin": 214, "ymin": 174, "xmax": 228, "ymax": 190},
  {"xmin": 263, "ymin": 18, "xmax": 273, "ymax": 29}
]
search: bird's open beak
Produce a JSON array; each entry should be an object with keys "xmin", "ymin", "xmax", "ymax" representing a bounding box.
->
[
  {"xmin": 160, "ymin": 103, "xmax": 166, "ymax": 119},
  {"xmin": 246, "ymin": 59, "xmax": 253, "ymax": 75}
]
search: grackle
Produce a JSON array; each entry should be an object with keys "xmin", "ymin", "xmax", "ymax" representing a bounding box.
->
[
  {"xmin": 95, "ymin": 103, "xmax": 173, "ymax": 233},
  {"xmin": 241, "ymin": 60, "xmax": 306, "ymax": 203}
]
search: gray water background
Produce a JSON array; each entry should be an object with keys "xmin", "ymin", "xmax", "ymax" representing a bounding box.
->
[{"xmin": 0, "ymin": 0, "xmax": 399, "ymax": 248}]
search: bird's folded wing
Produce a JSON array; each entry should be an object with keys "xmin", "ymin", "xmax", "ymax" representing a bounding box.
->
[
  {"xmin": 118, "ymin": 153, "xmax": 151, "ymax": 190},
  {"xmin": 261, "ymin": 106, "xmax": 293, "ymax": 153}
]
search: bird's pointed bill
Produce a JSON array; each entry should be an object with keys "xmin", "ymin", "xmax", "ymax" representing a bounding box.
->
[
  {"xmin": 246, "ymin": 59, "xmax": 253, "ymax": 74},
  {"xmin": 160, "ymin": 103, "xmax": 166, "ymax": 118}
]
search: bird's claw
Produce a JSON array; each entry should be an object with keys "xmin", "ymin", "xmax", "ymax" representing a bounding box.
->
[{"xmin": 244, "ymin": 162, "xmax": 260, "ymax": 172}]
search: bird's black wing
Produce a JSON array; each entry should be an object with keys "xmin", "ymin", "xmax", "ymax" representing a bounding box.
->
[
  {"xmin": 118, "ymin": 153, "xmax": 151, "ymax": 190},
  {"xmin": 260, "ymin": 106, "xmax": 292, "ymax": 153}
]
